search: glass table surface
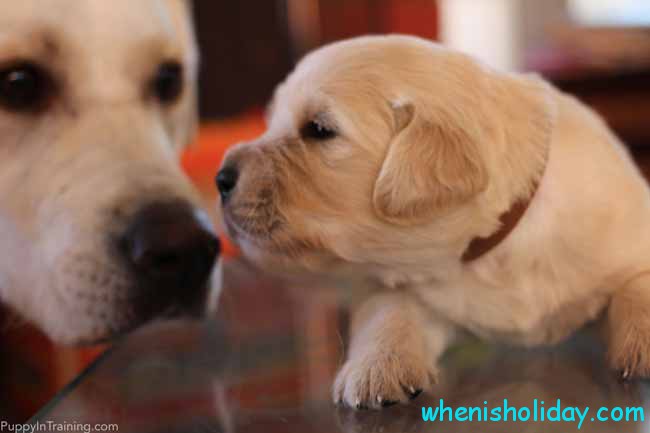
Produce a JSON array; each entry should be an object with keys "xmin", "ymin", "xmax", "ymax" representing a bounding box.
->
[{"xmin": 31, "ymin": 260, "xmax": 650, "ymax": 433}]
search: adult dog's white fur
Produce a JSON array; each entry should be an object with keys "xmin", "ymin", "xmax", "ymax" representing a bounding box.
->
[
  {"xmin": 221, "ymin": 35, "xmax": 650, "ymax": 409},
  {"xmin": 0, "ymin": 0, "xmax": 205, "ymax": 344}
]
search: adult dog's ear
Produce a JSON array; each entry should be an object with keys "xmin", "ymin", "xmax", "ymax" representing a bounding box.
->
[{"xmin": 372, "ymin": 101, "xmax": 488, "ymax": 225}]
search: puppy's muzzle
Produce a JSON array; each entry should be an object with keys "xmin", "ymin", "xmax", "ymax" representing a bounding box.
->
[
  {"xmin": 218, "ymin": 145, "xmax": 287, "ymax": 241},
  {"xmin": 120, "ymin": 200, "xmax": 219, "ymax": 313}
]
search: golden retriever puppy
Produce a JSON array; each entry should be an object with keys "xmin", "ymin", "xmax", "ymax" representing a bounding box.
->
[
  {"xmin": 0, "ymin": 0, "xmax": 219, "ymax": 344},
  {"xmin": 218, "ymin": 35, "xmax": 650, "ymax": 409}
]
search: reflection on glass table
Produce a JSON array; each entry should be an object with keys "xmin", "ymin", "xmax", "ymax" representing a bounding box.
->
[{"xmin": 32, "ymin": 260, "xmax": 650, "ymax": 433}]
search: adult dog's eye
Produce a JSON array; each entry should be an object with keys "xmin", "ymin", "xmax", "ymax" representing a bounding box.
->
[
  {"xmin": 301, "ymin": 120, "xmax": 337, "ymax": 141},
  {"xmin": 0, "ymin": 63, "xmax": 53, "ymax": 113},
  {"xmin": 153, "ymin": 61, "xmax": 183, "ymax": 104}
]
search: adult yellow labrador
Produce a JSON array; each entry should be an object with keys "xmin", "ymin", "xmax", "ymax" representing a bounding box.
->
[
  {"xmin": 0, "ymin": 0, "xmax": 219, "ymax": 345},
  {"xmin": 218, "ymin": 35, "xmax": 650, "ymax": 409}
]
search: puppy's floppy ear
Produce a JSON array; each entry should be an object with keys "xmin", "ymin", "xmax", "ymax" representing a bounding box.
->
[
  {"xmin": 372, "ymin": 101, "xmax": 488, "ymax": 225},
  {"xmin": 372, "ymin": 71, "xmax": 556, "ymax": 226}
]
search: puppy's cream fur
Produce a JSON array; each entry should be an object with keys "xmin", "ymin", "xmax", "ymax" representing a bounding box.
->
[
  {"xmin": 221, "ymin": 35, "xmax": 650, "ymax": 409},
  {"xmin": 0, "ymin": 0, "xmax": 204, "ymax": 344}
]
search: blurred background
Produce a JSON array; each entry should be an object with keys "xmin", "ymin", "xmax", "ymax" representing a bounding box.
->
[{"xmin": 3, "ymin": 0, "xmax": 650, "ymax": 423}]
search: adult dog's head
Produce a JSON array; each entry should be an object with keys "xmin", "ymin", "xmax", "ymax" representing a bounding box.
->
[
  {"xmin": 0, "ymin": 0, "xmax": 219, "ymax": 344},
  {"xmin": 218, "ymin": 35, "xmax": 555, "ymax": 281}
]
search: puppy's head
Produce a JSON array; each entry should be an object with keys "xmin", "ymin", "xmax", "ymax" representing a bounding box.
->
[
  {"xmin": 219, "ymin": 35, "xmax": 555, "ymax": 279},
  {"xmin": 0, "ymin": 0, "xmax": 219, "ymax": 344}
]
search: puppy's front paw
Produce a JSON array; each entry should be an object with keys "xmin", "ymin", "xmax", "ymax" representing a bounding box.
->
[
  {"xmin": 608, "ymin": 283, "xmax": 650, "ymax": 379},
  {"xmin": 609, "ymin": 332, "xmax": 650, "ymax": 380},
  {"xmin": 608, "ymin": 319, "xmax": 650, "ymax": 380},
  {"xmin": 332, "ymin": 351, "xmax": 437, "ymax": 410}
]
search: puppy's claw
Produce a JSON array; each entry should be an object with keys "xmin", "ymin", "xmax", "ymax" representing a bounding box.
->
[
  {"xmin": 619, "ymin": 368, "xmax": 631, "ymax": 382},
  {"xmin": 355, "ymin": 399, "xmax": 368, "ymax": 410},
  {"xmin": 377, "ymin": 395, "xmax": 398, "ymax": 407},
  {"xmin": 405, "ymin": 386, "xmax": 423, "ymax": 400}
]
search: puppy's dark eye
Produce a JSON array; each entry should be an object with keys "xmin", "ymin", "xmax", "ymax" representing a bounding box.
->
[
  {"xmin": 153, "ymin": 61, "xmax": 184, "ymax": 104},
  {"xmin": 301, "ymin": 120, "xmax": 337, "ymax": 141},
  {"xmin": 0, "ymin": 63, "xmax": 53, "ymax": 113}
]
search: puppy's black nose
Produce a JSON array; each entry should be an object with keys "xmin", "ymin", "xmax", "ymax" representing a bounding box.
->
[
  {"xmin": 216, "ymin": 166, "xmax": 239, "ymax": 202},
  {"xmin": 121, "ymin": 201, "xmax": 219, "ymax": 288}
]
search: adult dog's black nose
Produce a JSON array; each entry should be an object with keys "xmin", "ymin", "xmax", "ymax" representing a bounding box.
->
[
  {"xmin": 216, "ymin": 166, "xmax": 239, "ymax": 202},
  {"xmin": 121, "ymin": 201, "xmax": 219, "ymax": 288}
]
